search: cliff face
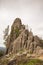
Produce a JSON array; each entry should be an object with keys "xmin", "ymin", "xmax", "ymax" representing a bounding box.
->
[{"xmin": 6, "ymin": 18, "xmax": 43, "ymax": 55}]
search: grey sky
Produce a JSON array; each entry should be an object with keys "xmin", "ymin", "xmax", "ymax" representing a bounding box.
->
[{"xmin": 0, "ymin": 0, "xmax": 43, "ymax": 46}]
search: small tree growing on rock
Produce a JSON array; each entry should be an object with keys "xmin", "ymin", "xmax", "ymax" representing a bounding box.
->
[
  {"xmin": 3, "ymin": 25, "xmax": 9, "ymax": 46},
  {"xmin": 10, "ymin": 26, "xmax": 20, "ymax": 42}
]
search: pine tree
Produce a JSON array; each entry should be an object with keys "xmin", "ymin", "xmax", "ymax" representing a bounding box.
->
[{"xmin": 3, "ymin": 25, "xmax": 9, "ymax": 45}]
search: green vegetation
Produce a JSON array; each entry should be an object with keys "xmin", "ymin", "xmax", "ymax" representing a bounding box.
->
[
  {"xmin": 19, "ymin": 59, "xmax": 43, "ymax": 65},
  {"xmin": 15, "ymin": 27, "xmax": 20, "ymax": 38},
  {"xmin": 0, "ymin": 57, "xmax": 43, "ymax": 65},
  {"xmin": 0, "ymin": 58, "xmax": 9, "ymax": 65},
  {"xmin": 10, "ymin": 26, "xmax": 15, "ymax": 42},
  {"xmin": 19, "ymin": 49, "xmax": 25, "ymax": 54},
  {"xmin": 10, "ymin": 26, "xmax": 20, "ymax": 42},
  {"xmin": 3, "ymin": 25, "xmax": 9, "ymax": 46},
  {"xmin": 29, "ymin": 51, "xmax": 33, "ymax": 54},
  {"xmin": 0, "ymin": 51, "xmax": 4, "ymax": 57},
  {"xmin": 1, "ymin": 59, "xmax": 8, "ymax": 64}
]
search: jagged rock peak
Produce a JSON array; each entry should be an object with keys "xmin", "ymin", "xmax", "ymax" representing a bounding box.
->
[
  {"xmin": 14, "ymin": 18, "xmax": 22, "ymax": 24},
  {"xmin": 6, "ymin": 18, "xmax": 43, "ymax": 55},
  {"xmin": 11, "ymin": 18, "xmax": 22, "ymax": 29}
]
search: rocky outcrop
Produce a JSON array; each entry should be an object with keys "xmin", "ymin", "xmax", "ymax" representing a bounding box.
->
[
  {"xmin": 10, "ymin": 18, "xmax": 24, "ymax": 42},
  {"xmin": 0, "ymin": 18, "xmax": 43, "ymax": 65},
  {"xmin": 6, "ymin": 18, "xmax": 25, "ymax": 53},
  {"xmin": 6, "ymin": 18, "xmax": 43, "ymax": 55}
]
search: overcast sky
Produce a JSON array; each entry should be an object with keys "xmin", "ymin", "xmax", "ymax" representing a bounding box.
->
[{"xmin": 0, "ymin": 0, "xmax": 43, "ymax": 47}]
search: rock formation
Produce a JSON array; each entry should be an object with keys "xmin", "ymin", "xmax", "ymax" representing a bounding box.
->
[
  {"xmin": 6, "ymin": 18, "xmax": 43, "ymax": 55},
  {"xmin": 0, "ymin": 18, "xmax": 43, "ymax": 65}
]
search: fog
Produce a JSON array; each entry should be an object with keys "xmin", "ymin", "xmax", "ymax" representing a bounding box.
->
[{"xmin": 0, "ymin": 0, "xmax": 43, "ymax": 47}]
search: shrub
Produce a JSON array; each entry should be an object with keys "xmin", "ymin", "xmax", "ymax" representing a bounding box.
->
[
  {"xmin": 15, "ymin": 27, "xmax": 19, "ymax": 38},
  {"xmin": 10, "ymin": 26, "xmax": 20, "ymax": 42},
  {"xmin": 19, "ymin": 59, "xmax": 43, "ymax": 65},
  {"xmin": 0, "ymin": 51, "xmax": 4, "ymax": 57}
]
